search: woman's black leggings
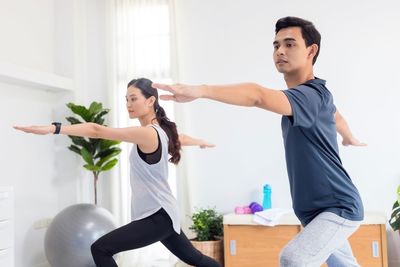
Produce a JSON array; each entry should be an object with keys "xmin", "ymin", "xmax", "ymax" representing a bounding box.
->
[{"xmin": 91, "ymin": 208, "xmax": 222, "ymax": 267}]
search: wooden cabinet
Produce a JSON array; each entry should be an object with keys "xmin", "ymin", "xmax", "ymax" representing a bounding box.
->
[
  {"xmin": 0, "ymin": 187, "xmax": 14, "ymax": 267},
  {"xmin": 348, "ymin": 224, "xmax": 388, "ymax": 267},
  {"xmin": 223, "ymin": 212, "xmax": 387, "ymax": 267}
]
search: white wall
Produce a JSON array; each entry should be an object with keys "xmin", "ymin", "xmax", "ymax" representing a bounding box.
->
[
  {"xmin": 82, "ymin": 0, "xmax": 114, "ymax": 211},
  {"xmin": 54, "ymin": 0, "xmax": 112, "ymax": 209},
  {"xmin": 1, "ymin": 86, "xmax": 78, "ymax": 267},
  {"xmin": 0, "ymin": 0, "xmax": 55, "ymax": 73},
  {"xmin": 0, "ymin": 1, "xmax": 77, "ymax": 266},
  {"xmin": 0, "ymin": 0, "xmax": 110, "ymax": 266},
  {"xmin": 173, "ymin": 0, "xmax": 400, "ymax": 266}
]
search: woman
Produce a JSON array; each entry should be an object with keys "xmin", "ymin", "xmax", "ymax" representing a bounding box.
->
[{"xmin": 14, "ymin": 78, "xmax": 221, "ymax": 267}]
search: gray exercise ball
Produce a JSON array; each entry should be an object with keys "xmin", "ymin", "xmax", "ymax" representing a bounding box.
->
[{"xmin": 45, "ymin": 203, "xmax": 117, "ymax": 267}]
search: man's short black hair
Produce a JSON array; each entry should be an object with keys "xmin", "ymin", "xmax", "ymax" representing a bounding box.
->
[{"xmin": 275, "ymin": 16, "xmax": 321, "ymax": 65}]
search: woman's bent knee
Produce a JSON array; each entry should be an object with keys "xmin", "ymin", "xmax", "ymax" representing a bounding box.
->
[{"xmin": 91, "ymin": 239, "xmax": 114, "ymax": 257}]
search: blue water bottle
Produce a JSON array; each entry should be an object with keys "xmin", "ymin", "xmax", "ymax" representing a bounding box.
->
[{"xmin": 262, "ymin": 184, "xmax": 272, "ymax": 210}]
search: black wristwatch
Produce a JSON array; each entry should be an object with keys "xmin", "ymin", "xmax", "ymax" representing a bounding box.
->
[{"xmin": 51, "ymin": 122, "xmax": 62, "ymax": 134}]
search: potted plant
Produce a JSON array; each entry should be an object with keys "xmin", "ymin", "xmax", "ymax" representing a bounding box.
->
[
  {"xmin": 66, "ymin": 101, "xmax": 122, "ymax": 205},
  {"xmin": 389, "ymin": 185, "xmax": 400, "ymax": 231},
  {"xmin": 189, "ymin": 207, "xmax": 224, "ymax": 265},
  {"xmin": 44, "ymin": 101, "xmax": 121, "ymax": 267}
]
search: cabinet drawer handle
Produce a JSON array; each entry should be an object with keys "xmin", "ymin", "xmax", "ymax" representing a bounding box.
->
[
  {"xmin": 372, "ymin": 241, "xmax": 379, "ymax": 258},
  {"xmin": 230, "ymin": 240, "xmax": 237, "ymax": 256}
]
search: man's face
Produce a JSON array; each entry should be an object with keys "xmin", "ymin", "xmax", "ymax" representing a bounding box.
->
[{"xmin": 273, "ymin": 27, "xmax": 314, "ymax": 74}]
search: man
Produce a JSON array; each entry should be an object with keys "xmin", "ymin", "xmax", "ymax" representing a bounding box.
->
[{"xmin": 154, "ymin": 16, "xmax": 365, "ymax": 267}]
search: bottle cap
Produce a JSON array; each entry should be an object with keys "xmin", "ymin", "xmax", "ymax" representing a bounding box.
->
[{"xmin": 264, "ymin": 184, "xmax": 271, "ymax": 190}]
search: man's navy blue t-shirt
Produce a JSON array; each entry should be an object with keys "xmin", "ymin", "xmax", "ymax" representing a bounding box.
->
[{"xmin": 281, "ymin": 78, "xmax": 364, "ymax": 226}]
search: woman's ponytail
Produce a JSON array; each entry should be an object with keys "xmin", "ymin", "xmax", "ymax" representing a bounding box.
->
[{"xmin": 155, "ymin": 105, "xmax": 181, "ymax": 164}]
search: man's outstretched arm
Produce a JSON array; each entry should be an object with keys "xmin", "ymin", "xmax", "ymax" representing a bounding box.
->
[
  {"xmin": 153, "ymin": 83, "xmax": 292, "ymax": 116},
  {"xmin": 179, "ymin": 134, "xmax": 215, "ymax": 149},
  {"xmin": 335, "ymin": 110, "xmax": 367, "ymax": 146}
]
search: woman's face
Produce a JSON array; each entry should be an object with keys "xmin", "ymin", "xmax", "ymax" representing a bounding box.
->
[{"xmin": 125, "ymin": 86, "xmax": 155, "ymax": 119}]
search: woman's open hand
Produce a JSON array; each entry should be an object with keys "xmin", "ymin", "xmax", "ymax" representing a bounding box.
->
[{"xmin": 13, "ymin": 125, "xmax": 54, "ymax": 135}]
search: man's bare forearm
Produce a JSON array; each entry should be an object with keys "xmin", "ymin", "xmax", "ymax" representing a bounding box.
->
[{"xmin": 200, "ymin": 83, "xmax": 264, "ymax": 107}]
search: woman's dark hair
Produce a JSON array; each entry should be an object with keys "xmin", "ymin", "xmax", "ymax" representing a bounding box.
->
[
  {"xmin": 275, "ymin": 16, "xmax": 321, "ymax": 65},
  {"xmin": 127, "ymin": 78, "xmax": 181, "ymax": 164}
]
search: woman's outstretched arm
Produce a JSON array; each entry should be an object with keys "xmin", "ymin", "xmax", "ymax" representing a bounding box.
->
[{"xmin": 13, "ymin": 123, "xmax": 158, "ymax": 151}]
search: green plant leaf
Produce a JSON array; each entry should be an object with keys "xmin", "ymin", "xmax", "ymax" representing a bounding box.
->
[
  {"xmin": 68, "ymin": 145, "xmax": 81, "ymax": 155},
  {"xmin": 189, "ymin": 207, "xmax": 223, "ymax": 241},
  {"xmin": 66, "ymin": 116, "xmax": 82, "ymax": 125},
  {"xmin": 93, "ymin": 109, "xmax": 110, "ymax": 124},
  {"xmin": 83, "ymin": 164, "xmax": 101, "ymax": 171},
  {"xmin": 95, "ymin": 147, "xmax": 122, "ymax": 159},
  {"xmin": 390, "ymin": 200, "xmax": 400, "ymax": 231},
  {"xmin": 390, "ymin": 207, "xmax": 400, "ymax": 219},
  {"xmin": 99, "ymin": 139, "xmax": 121, "ymax": 150},
  {"xmin": 390, "ymin": 214, "xmax": 400, "ymax": 231},
  {"xmin": 66, "ymin": 103, "xmax": 91, "ymax": 122},
  {"xmin": 393, "ymin": 200, "xmax": 400, "ymax": 209},
  {"xmin": 80, "ymin": 147, "xmax": 94, "ymax": 165},
  {"xmin": 89, "ymin": 102, "xmax": 103, "ymax": 116},
  {"xmin": 89, "ymin": 138, "xmax": 101, "ymax": 151},
  {"xmin": 100, "ymin": 158, "xmax": 118, "ymax": 171},
  {"xmin": 397, "ymin": 185, "xmax": 400, "ymax": 204},
  {"xmin": 69, "ymin": 136, "xmax": 93, "ymax": 153},
  {"xmin": 96, "ymin": 150, "xmax": 121, "ymax": 167}
]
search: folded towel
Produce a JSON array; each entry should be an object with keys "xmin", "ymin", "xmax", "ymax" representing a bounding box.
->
[{"xmin": 253, "ymin": 208, "xmax": 291, "ymax": 226}]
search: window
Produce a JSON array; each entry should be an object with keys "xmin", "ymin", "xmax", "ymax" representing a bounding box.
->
[{"xmin": 110, "ymin": 0, "xmax": 177, "ymax": 265}]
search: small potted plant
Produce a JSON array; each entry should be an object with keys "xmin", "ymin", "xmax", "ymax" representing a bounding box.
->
[
  {"xmin": 189, "ymin": 207, "xmax": 224, "ymax": 265},
  {"xmin": 389, "ymin": 185, "xmax": 400, "ymax": 232}
]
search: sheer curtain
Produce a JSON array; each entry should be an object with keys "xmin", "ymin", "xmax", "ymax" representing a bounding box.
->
[{"xmin": 106, "ymin": 0, "xmax": 179, "ymax": 266}]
